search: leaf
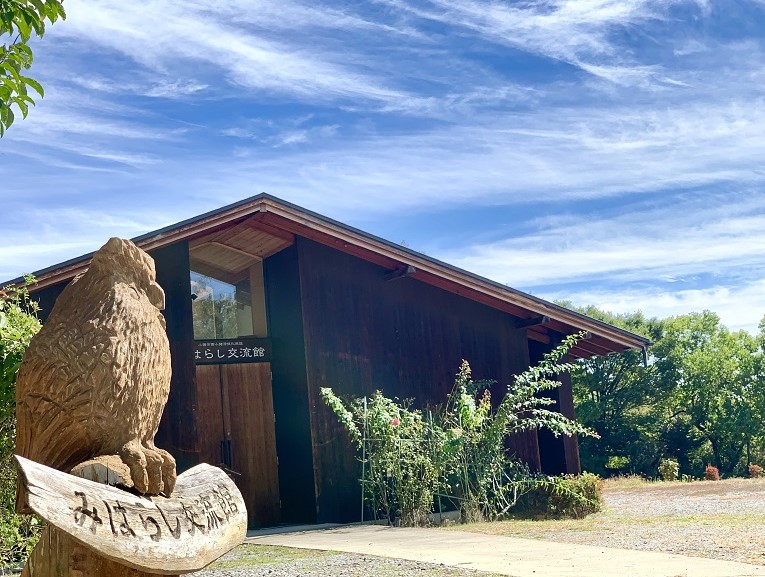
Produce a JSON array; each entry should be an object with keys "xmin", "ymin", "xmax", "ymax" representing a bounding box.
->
[
  {"xmin": 0, "ymin": 104, "xmax": 14, "ymax": 129},
  {"xmin": 20, "ymin": 75, "xmax": 42, "ymax": 97},
  {"xmin": 11, "ymin": 95, "xmax": 28, "ymax": 117},
  {"xmin": 14, "ymin": 42, "xmax": 34, "ymax": 64},
  {"xmin": 48, "ymin": 0, "xmax": 67, "ymax": 22},
  {"xmin": 15, "ymin": 13, "xmax": 31, "ymax": 42}
]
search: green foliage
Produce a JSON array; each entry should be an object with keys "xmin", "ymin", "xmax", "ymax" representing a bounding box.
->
[
  {"xmin": 0, "ymin": 276, "xmax": 41, "ymax": 568},
  {"xmin": 191, "ymin": 295, "xmax": 239, "ymax": 339},
  {"xmin": 0, "ymin": 0, "xmax": 65, "ymax": 135},
  {"xmin": 658, "ymin": 458, "xmax": 679, "ymax": 482},
  {"xmin": 0, "ymin": 506, "xmax": 39, "ymax": 566},
  {"xmin": 437, "ymin": 333, "xmax": 596, "ymax": 522},
  {"xmin": 190, "ymin": 272, "xmax": 253, "ymax": 339},
  {"xmin": 319, "ymin": 389, "xmax": 438, "ymax": 526},
  {"xmin": 565, "ymin": 303, "xmax": 765, "ymax": 481},
  {"xmin": 321, "ymin": 333, "xmax": 599, "ymax": 525},
  {"xmin": 563, "ymin": 305, "xmax": 667, "ymax": 477},
  {"xmin": 605, "ymin": 455, "xmax": 630, "ymax": 470},
  {"xmin": 655, "ymin": 311, "xmax": 764, "ymax": 476},
  {"xmin": 502, "ymin": 333, "xmax": 596, "ymax": 439},
  {"xmin": 515, "ymin": 472, "xmax": 603, "ymax": 519}
]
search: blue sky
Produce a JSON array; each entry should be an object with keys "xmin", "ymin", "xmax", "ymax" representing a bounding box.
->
[{"xmin": 3, "ymin": 0, "xmax": 765, "ymax": 332}]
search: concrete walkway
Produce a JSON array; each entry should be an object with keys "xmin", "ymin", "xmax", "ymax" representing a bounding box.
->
[{"xmin": 247, "ymin": 524, "xmax": 764, "ymax": 577}]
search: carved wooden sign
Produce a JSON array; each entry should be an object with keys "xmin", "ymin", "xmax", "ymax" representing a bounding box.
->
[{"xmin": 16, "ymin": 456, "xmax": 247, "ymax": 575}]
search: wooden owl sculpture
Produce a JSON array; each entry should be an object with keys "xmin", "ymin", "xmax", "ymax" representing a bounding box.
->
[{"xmin": 16, "ymin": 238, "xmax": 176, "ymax": 511}]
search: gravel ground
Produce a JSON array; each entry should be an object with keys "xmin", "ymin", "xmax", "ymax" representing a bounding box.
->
[
  {"xmin": 11, "ymin": 478, "xmax": 764, "ymax": 575},
  {"xmin": 464, "ymin": 477, "xmax": 765, "ymax": 565},
  {"xmin": 198, "ymin": 544, "xmax": 500, "ymax": 577},
  {"xmin": 595, "ymin": 478, "xmax": 765, "ymax": 564}
]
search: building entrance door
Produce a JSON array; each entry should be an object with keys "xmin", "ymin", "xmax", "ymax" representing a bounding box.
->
[{"xmin": 195, "ymin": 362, "xmax": 280, "ymax": 528}]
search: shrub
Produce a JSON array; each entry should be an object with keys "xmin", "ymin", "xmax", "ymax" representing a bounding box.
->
[
  {"xmin": 516, "ymin": 472, "xmax": 603, "ymax": 519},
  {"xmin": 320, "ymin": 390, "xmax": 438, "ymax": 526},
  {"xmin": 749, "ymin": 464, "xmax": 763, "ymax": 478},
  {"xmin": 604, "ymin": 455, "xmax": 630, "ymax": 471},
  {"xmin": 0, "ymin": 278, "xmax": 42, "ymax": 569},
  {"xmin": 705, "ymin": 464, "xmax": 720, "ymax": 481},
  {"xmin": 658, "ymin": 458, "xmax": 679, "ymax": 482},
  {"xmin": 321, "ymin": 332, "xmax": 597, "ymax": 525}
]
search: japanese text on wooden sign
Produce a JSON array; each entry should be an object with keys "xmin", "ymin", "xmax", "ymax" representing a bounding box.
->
[
  {"xmin": 72, "ymin": 484, "xmax": 239, "ymax": 541},
  {"xmin": 16, "ymin": 456, "xmax": 247, "ymax": 573}
]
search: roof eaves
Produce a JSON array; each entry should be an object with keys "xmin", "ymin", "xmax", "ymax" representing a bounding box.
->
[{"xmin": 4, "ymin": 193, "xmax": 650, "ymax": 352}]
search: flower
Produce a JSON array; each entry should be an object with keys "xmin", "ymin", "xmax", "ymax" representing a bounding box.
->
[{"xmin": 391, "ymin": 417, "xmax": 400, "ymax": 427}]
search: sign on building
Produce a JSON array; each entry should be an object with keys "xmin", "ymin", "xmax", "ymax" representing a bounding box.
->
[{"xmin": 193, "ymin": 337, "xmax": 272, "ymax": 365}]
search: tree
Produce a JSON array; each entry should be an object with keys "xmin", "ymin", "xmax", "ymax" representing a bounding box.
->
[
  {"xmin": 654, "ymin": 311, "xmax": 763, "ymax": 476},
  {"xmin": 1, "ymin": 0, "xmax": 66, "ymax": 136},
  {"xmin": 565, "ymin": 301, "xmax": 765, "ymax": 479},
  {"xmin": 559, "ymin": 303, "xmax": 667, "ymax": 476}
]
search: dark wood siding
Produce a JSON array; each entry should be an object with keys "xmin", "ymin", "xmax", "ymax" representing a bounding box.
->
[
  {"xmin": 151, "ymin": 241, "xmax": 199, "ymax": 473},
  {"xmin": 264, "ymin": 245, "xmax": 317, "ymax": 524},
  {"xmin": 295, "ymin": 238, "xmax": 534, "ymax": 522},
  {"xmin": 195, "ymin": 364, "xmax": 225, "ymax": 467},
  {"xmin": 557, "ymin": 371, "xmax": 581, "ymax": 473},
  {"xmin": 31, "ymin": 281, "xmax": 68, "ymax": 322},
  {"xmin": 530, "ymin": 340, "xmax": 581, "ymax": 475}
]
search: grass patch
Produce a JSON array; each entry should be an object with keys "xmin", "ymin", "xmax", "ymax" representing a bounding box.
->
[
  {"xmin": 601, "ymin": 475, "xmax": 653, "ymax": 489},
  {"xmin": 207, "ymin": 544, "xmax": 338, "ymax": 570},
  {"xmin": 203, "ymin": 544, "xmax": 504, "ymax": 577},
  {"xmin": 447, "ymin": 517, "xmax": 604, "ymax": 536}
]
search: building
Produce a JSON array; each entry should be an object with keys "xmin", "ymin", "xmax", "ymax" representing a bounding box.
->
[{"xmin": 15, "ymin": 194, "xmax": 649, "ymax": 528}]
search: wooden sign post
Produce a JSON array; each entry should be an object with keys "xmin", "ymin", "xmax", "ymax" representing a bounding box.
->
[{"xmin": 16, "ymin": 456, "xmax": 247, "ymax": 575}]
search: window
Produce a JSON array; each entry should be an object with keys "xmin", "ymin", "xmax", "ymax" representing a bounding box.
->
[{"xmin": 190, "ymin": 271, "xmax": 254, "ymax": 339}]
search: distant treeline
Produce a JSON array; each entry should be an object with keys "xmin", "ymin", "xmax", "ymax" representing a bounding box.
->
[{"xmin": 561, "ymin": 303, "xmax": 765, "ymax": 479}]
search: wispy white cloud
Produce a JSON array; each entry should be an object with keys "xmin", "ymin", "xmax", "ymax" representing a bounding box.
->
[
  {"xmin": 438, "ymin": 193, "xmax": 765, "ymax": 287},
  {"xmin": 220, "ymin": 116, "xmax": 340, "ymax": 147},
  {"xmin": 379, "ymin": 0, "xmax": 682, "ymax": 86},
  {"xmin": 53, "ymin": 0, "xmax": 414, "ymax": 106},
  {"xmin": 0, "ymin": 207, "xmax": 179, "ymax": 280},
  {"xmin": 63, "ymin": 74, "xmax": 208, "ymax": 98},
  {"xmin": 431, "ymin": 192, "xmax": 765, "ymax": 333},
  {"xmin": 174, "ymin": 92, "xmax": 765, "ymax": 217},
  {"xmin": 546, "ymin": 281, "xmax": 765, "ymax": 334}
]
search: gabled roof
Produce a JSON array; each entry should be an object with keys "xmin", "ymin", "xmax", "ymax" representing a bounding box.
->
[{"xmin": 8, "ymin": 193, "xmax": 650, "ymax": 359}]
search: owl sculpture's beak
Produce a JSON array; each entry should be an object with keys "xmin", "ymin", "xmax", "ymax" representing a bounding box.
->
[{"xmin": 147, "ymin": 281, "xmax": 165, "ymax": 311}]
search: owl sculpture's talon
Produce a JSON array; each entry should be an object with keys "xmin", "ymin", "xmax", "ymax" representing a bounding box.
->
[
  {"xmin": 119, "ymin": 439, "xmax": 149, "ymax": 494},
  {"xmin": 118, "ymin": 439, "xmax": 177, "ymax": 497},
  {"xmin": 153, "ymin": 445, "xmax": 177, "ymax": 496},
  {"xmin": 142, "ymin": 446, "xmax": 164, "ymax": 494}
]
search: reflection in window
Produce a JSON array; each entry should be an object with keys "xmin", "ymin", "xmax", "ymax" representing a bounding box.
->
[{"xmin": 190, "ymin": 271, "xmax": 253, "ymax": 339}]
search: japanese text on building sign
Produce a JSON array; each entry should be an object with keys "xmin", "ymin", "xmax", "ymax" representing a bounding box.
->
[{"xmin": 193, "ymin": 338, "xmax": 271, "ymax": 365}]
